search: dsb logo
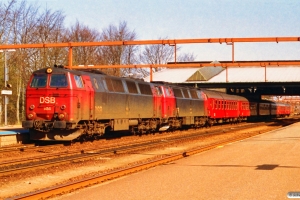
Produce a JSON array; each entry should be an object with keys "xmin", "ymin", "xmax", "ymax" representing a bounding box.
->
[{"xmin": 40, "ymin": 97, "xmax": 55, "ymax": 104}]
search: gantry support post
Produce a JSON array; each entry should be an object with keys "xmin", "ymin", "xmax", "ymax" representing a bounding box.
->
[{"xmin": 68, "ymin": 46, "xmax": 73, "ymax": 69}]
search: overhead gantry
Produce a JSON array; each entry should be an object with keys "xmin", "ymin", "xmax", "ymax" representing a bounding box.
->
[{"xmin": 0, "ymin": 37, "xmax": 300, "ymax": 81}]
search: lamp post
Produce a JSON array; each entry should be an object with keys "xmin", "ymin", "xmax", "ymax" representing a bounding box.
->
[{"xmin": 0, "ymin": 49, "xmax": 16, "ymax": 126}]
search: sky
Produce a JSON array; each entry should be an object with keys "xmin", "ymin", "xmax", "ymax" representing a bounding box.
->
[{"xmin": 30, "ymin": 0, "xmax": 300, "ymax": 61}]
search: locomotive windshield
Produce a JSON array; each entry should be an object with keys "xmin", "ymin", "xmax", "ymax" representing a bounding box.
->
[
  {"xmin": 50, "ymin": 74, "xmax": 68, "ymax": 87},
  {"xmin": 30, "ymin": 74, "xmax": 47, "ymax": 88}
]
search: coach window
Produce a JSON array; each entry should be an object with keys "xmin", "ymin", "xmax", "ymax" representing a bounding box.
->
[
  {"xmin": 74, "ymin": 75, "xmax": 84, "ymax": 88},
  {"xmin": 30, "ymin": 74, "xmax": 47, "ymax": 88},
  {"xmin": 50, "ymin": 74, "xmax": 68, "ymax": 87}
]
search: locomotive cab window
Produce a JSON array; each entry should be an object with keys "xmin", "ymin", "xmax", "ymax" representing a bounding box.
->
[
  {"xmin": 165, "ymin": 87, "xmax": 171, "ymax": 96},
  {"xmin": 30, "ymin": 74, "xmax": 47, "ymax": 88},
  {"xmin": 154, "ymin": 86, "xmax": 162, "ymax": 96},
  {"xmin": 50, "ymin": 74, "xmax": 68, "ymax": 87},
  {"xmin": 74, "ymin": 75, "xmax": 84, "ymax": 88}
]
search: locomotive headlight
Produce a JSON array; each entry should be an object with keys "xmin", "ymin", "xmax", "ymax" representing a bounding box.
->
[
  {"xmin": 58, "ymin": 112, "xmax": 66, "ymax": 120},
  {"xmin": 27, "ymin": 112, "xmax": 36, "ymax": 120},
  {"xmin": 46, "ymin": 68, "xmax": 53, "ymax": 74},
  {"xmin": 29, "ymin": 105, "xmax": 35, "ymax": 110},
  {"xmin": 60, "ymin": 105, "xmax": 66, "ymax": 110}
]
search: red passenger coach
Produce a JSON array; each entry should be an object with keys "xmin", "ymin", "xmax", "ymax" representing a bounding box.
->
[{"xmin": 202, "ymin": 89, "xmax": 250, "ymax": 125}]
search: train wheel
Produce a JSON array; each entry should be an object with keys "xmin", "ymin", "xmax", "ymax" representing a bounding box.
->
[
  {"xmin": 104, "ymin": 126, "xmax": 112, "ymax": 135},
  {"xmin": 206, "ymin": 119, "xmax": 214, "ymax": 127}
]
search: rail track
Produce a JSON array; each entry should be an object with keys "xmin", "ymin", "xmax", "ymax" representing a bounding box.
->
[
  {"xmin": 0, "ymin": 121, "xmax": 273, "ymax": 176},
  {"xmin": 4, "ymin": 118, "xmax": 298, "ymax": 200}
]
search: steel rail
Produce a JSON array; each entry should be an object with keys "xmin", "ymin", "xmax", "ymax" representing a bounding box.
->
[
  {"xmin": 0, "ymin": 143, "xmax": 62, "ymax": 153},
  {"xmin": 0, "ymin": 144, "xmax": 35, "ymax": 153}
]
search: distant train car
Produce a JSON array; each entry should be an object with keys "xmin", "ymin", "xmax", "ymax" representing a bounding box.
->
[
  {"xmin": 249, "ymin": 100, "xmax": 290, "ymax": 120},
  {"xmin": 274, "ymin": 102, "xmax": 291, "ymax": 117}
]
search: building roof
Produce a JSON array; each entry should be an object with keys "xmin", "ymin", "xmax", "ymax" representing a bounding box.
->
[
  {"xmin": 144, "ymin": 66, "xmax": 224, "ymax": 82},
  {"xmin": 144, "ymin": 65, "xmax": 300, "ymax": 83}
]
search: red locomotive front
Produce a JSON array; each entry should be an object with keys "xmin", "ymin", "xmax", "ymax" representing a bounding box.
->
[{"xmin": 22, "ymin": 67, "xmax": 94, "ymax": 140}]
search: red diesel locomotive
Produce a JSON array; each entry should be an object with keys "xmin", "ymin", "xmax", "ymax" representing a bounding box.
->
[{"xmin": 22, "ymin": 66, "xmax": 290, "ymax": 141}]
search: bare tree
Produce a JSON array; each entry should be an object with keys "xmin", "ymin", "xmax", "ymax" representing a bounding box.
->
[
  {"xmin": 177, "ymin": 52, "xmax": 196, "ymax": 62},
  {"xmin": 0, "ymin": 0, "xmax": 66, "ymax": 124},
  {"xmin": 99, "ymin": 21, "xmax": 138, "ymax": 76},
  {"xmin": 139, "ymin": 37, "xmax": 178, "ymax": 75},
  {"xmin": 65, "ymin": 20, "xmax": 100, "ymax": 66},
  {"xmin": 34, "ymin": 8, "xmax": 66, "ymax": 68},
  {"xmin": 0, "ymin": 0, "xmax": 17, "ymax": 44}
]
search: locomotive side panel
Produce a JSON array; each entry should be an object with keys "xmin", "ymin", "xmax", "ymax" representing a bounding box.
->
[
  {"xmin": 160, "ymin": 86, "xmax": 176, "ymax": 118},
  {"xmin": 171, "ymin": 87, "xmax": 206, "ymax": 125},
  {"xmin": 92, "ymin": 76, "xmax": 156, "ymax": 131}
]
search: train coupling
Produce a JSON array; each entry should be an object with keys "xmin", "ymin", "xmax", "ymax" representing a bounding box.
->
[{"xmin": 159, "ymin": 125, "xmax": 170, "ymax": 131}]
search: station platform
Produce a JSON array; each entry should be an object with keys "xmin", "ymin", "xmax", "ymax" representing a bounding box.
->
[
  {"xmin": 55, "ymin": 122, "xmax": 300, "ymax": 200},
  {"xmin": 0, "ymin": 125, "xmax": 29, "ymax": 147}
]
